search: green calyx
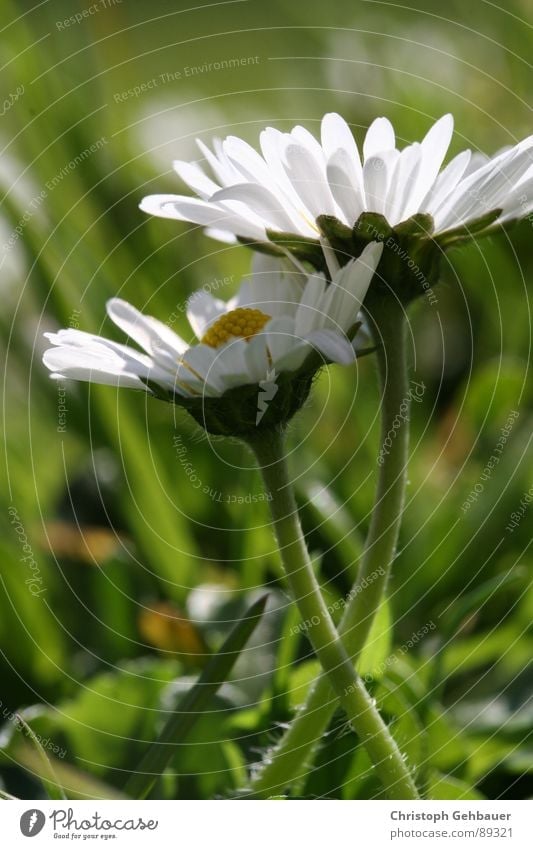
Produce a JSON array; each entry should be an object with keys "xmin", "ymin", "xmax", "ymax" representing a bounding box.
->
[
  {"xmin": 183, "ymin": 368, "xmax": 315, "ymax": 437},
  {"xmin": 241, "ymin": 207, "xmax": 504, "ymax": 308},
  {"xmin": 320, "ymin": 211, "xmax": 444, "ymax": 306},
  {"xmin": 142, "ymin": 321, "xmax": 373, "ymax": 437},
  {"xmin": 346, "ymin": 212, "xmax": 440, "ymax": 306},
  {"xmin": 142, "ymin": 358, "xmax": 321, "ymax": 438}
]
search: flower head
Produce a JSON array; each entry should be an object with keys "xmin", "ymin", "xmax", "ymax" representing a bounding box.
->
[
  {"xmin": 140, "ymin": 113, "xmax": 533, "ymax": 245},
  {"xmin": 43, "ymin": 243, "xmax": 382, "ymax": 436}
]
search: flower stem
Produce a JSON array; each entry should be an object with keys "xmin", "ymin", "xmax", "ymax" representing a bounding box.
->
[
  {"xmin": 248, "ymin": 300, "xmax": 412, "ymax": 797},
  {"xmin": 249, "ymin": 413, "xmax": 418, "ymax": 800}
]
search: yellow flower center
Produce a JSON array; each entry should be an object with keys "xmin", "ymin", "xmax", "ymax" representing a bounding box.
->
[{"xmin": 201, "ymin": 307, "xmax": 271, "ymax": 348}]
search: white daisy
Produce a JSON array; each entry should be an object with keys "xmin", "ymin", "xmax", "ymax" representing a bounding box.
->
[
  {"xmin": 140, "ymin": 113, "xmax": 533, "ymax": 244},
  {"xmin": 42, "ymin": 243, "xmax": 382, "ymax": 409}
]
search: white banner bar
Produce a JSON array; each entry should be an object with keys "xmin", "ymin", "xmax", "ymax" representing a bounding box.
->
[{"xmin": 2, "ymin": 800, "xmax": 532, "ymax": 848}]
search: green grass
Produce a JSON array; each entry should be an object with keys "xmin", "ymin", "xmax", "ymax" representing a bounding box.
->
[{"xmin": 0, "ymin": 0, "xmax": 531, "ymax": 800}]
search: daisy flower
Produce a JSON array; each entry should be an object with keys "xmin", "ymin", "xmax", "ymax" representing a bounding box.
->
[
  {"xmin": 42, "ymin": 243, "xmax": 382, "ymax": 435},
  {"xmin": 140, "ymin": 113, "xmax": 533, "ymax": 245}
]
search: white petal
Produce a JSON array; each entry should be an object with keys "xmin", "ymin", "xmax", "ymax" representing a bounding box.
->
[
  {"xmin": 479, "ymin": 146, "xmax": 533, "ymax": 211},
  {"xmin": 498, "ymin": 174, "xmax": 533, "ymax": 221},
  {"xmin": 212, "ymin": 339, "xmax": 251, "ymax": 390},
  {"xmin": 321, "ymin": 112, "xmax": 363, "ymax": 184},
  {"xmin": 211, "ymin": 183, "xmax": 298, "ymax": 232},
  {"xmin": 250, "ymin": 250, "xmax": 307, "ymax": 287},
  {"xmin": 464, "ymin": 151, "xmax": 491, "ymax": 177},
  {"xmin": 273, "ymin": 340, "xmax": 310, "ymax": 372},
  {"xmin": 320, "ymin": 236, "xmax": 341, "ymax": 278},
  {"xmin": 363, "ymin": 150, "xmax": 399, "ymax": 214},
  {"xmin": 222, "ymin": 136, "xmax": 273, "ymax": 184},
  {"xmin": 44, "ymin": 327, "xmax": 104, "ymax": 349},
  {"xmin": 283, "ymin": 143, "xmax": 338, "ymax": 220},
  {"xmin": 385, "ymin": 144, "xmax": 422, "ymax": 223},
  {"xmin": 258, "ymin": 128, "xmax": 317, "ymax": 234},
  {"xmin": 180, "ymin": 344, "xmax": 226, "ymax": 395},
  {"xmin": 139, "ymin": 194, "xmax": 266, "ymax": 241},
  {"xmin": 172, "ymin": 160, "xmax": 219, "ymax": 198},
  {"xmin": 363, "ymin": 117, "xmax": 396, "ymax": 160},
  {"xmin": 243, "ymin": 252, "xmax": 306, "ymax": 309},
  {"xmin": 514, "ymin": 161, "xmax": 533, "ymax": 190},
  {"xmin": 326, "ymin": 148, "xmax": 365, "ymax": 223},
  {"xmin": 44, "ymin": 328, "xmax": 156, "ymax": 372},
  {"xmin": 139, "ymin": 193, "xmax": 194, "ymax": 220},
  {"xmin": 436, "ymin": 144, "xmax": 533, "ymax": 230},
  {"xmin": 306, "ymin": 329, "xmax": 356, "ymax": 365},
  {"xmin": 107, "ymin": 298, "xmax": 187, "ymax": 359},
  {"xmin": 43, "ymin": 346, "xmax": 150, "ymax": 390},
  {"xmin": 265, "ymin": 315, "xmax": 299, "ymax": 364},
  {"xmin": 421, "ymin": 150, "xmax": 471, "ymax": 214},
  {"xmin": 204, "ymin": 227, "xmax": 238, "ymax": 244},
  {"xmin": 196, "ymin": 137, "xmax": 238, "ymax": 186},
  {"xmin": 290, "ymin": 125, "xmax": 327, "ymax": 167},
  {"xmin": 244, "ymin": 333, "xmax": 271, "ymax": 382},
  {"xmin": 433, "ymin": 142, "xmax": 531, "ymax": 229},
  {"xmin": 407, "ymin": 114, "xmax": 454, "ymax": 213},
  {"xmin": 295, "ymin": 272, "xmax": 328, "ymax": 336},
  {"xmin": 185, "ymin": 291, "xmax": 228, "ymax": 339},
  {"xmin": 328, "ymin": 242, "xmax": 383, "ymax": 329},
  {"xmin": 235, "ymin": 273, "xmax": 301, "ymax": 319},
  {"xmin": 316, "ymin": 281, "xmax": 338, "ymax": 331}
]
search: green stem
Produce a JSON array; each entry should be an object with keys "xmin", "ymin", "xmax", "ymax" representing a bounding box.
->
[
  {"xmin": 248, "ymin": 301, "xmax": 412, "ymax": 797},
  {"xmin": 250, "ymin": 418, "xmax": 418, "ymax": 801}
]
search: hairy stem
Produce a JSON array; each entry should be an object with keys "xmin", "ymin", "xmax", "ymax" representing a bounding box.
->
[
  {"xmin": 249, "ymin": 413, "xmax": 418, "ymax": 800},
  {"xmin": 248, "ymin": 300, "xmax": 412, "ymax": 797}
]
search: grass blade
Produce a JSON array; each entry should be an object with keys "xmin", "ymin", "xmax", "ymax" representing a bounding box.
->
[
  {"xmin": 0, "ymin": 789, "xmax": 18, "ymax": 800},
  {"xmin": 125, "ymin": 594, "xmax": 269, "ymax": 799},
  {"xmin": 15, "ymin": 715, "xmax": 67, "ymax": 801}
]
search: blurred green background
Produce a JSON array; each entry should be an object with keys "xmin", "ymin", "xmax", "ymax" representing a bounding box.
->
[{"xmin": 0, "ymin": 0, "xmax": 531, "ymax": 800}]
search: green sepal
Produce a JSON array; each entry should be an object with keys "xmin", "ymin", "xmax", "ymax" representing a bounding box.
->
[
  {"xmin": 236, "ymin": 236, "xmax": 286, "ymax": 257},
  {"xmin": 352, "ymin": 212, "xmax": 393, "ymax": 244},
  {"xmin": 265, "ymin": 229, "xmax": 325, "ymax": 268},
  {"xmin": 435, "ymin": 208, "xmax": 502, "ymax": 248},
  {"xmin": 316, "ymin": 214, "xmax": 353, "ymax": 242},
  {"xmin": 141, "ymin": 353, "xmax": 321, "ymax": 437},
  {"xmin": 394, "ymin": 213, "xmax": 434, "ymax": 238},
  {"xmin": 139, "ymin": 380, "xmax": 175, "ymax": 403},
  {"xmin": 140, "ymin": 333, "xmax": 373, "ymax": 438},
  {"xmin": 178, "ymin": 366, "xmax": 317, "ymax": 437}
]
